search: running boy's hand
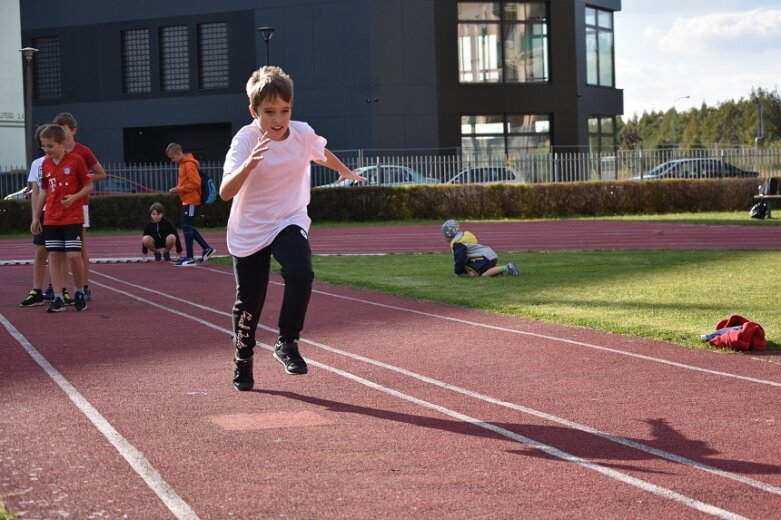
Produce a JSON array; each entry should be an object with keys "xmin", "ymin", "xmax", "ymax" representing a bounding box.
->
[
  {"xmin": 248, "ymin": 133, "xmax": 271, "ymax": 167},
  {"xmin": 336, "ymin": 170, "xmax": 368, "ymax": 184}
]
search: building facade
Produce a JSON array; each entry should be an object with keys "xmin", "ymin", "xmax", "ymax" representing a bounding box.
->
[
  {"xmin": 1, "ymin": 0, "xmax": 26, "ymax": 169},
  {"xmin": 20, "ymin": 0, "xmax": 622, "ymax": 164}
]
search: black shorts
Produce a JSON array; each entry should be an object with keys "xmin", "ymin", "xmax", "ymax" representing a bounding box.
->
[
  {"xmin": 44, "ymin": 223, "xmax": 83, "ymax": 252},
  {"xmin": 466, "ymin": 257, "xmax": 498, "ymax": 275}
]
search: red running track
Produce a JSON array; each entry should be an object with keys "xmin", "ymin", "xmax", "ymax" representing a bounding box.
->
[{"xmin": 1, "ymin": 222, "xmax": 781, "ymax": 519}]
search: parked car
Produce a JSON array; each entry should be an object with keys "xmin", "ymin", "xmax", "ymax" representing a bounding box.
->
[
  {"xmin": 447, "ymin": 166, "xmax": 522, "ymax": 184},
  {"xmin": 3, "ymin": 186, "xmax": 32, "ymax": 200},
  {"xmin": 320, "ymin": 165, "xmax": 440, "ymax": 187},
  {"xmin": 633, "ymin": 159, "xmax": 758, "ymax": 180},
  {"xmin": 92, "ymin": 174, "xmax": 154, "ymax": 195}
]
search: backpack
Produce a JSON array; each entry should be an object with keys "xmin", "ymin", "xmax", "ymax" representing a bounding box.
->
[
  {"xmin": 198, "ymin": 168, "xmax": 217, "ymax": 205},
  {"xmin": 750, "ymin": 201, "xmax": 767, "ymax": 219}
]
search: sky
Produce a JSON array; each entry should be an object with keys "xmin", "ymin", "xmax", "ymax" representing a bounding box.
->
[{"xmin": 614, "ymin": 0, "xmax": 781, "ymax": 118}]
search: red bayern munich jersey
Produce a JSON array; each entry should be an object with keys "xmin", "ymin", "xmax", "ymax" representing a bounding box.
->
[
  {"xmin": 42, "ymin": 152, "xmax": 91, "ymax": 225},
  {"xmin": 70, "ymin": 142, "xmax": 98, "ymax": 205}
]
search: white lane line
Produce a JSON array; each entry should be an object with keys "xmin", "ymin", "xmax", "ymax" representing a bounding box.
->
[
  {"xmin": 0, "ymin": 313, "xmax": 200, "ymax": 520},
  {"xmin": 197, "ymin": 265, "xmax": 781, "ymax": 389},
  {"xmin": 310, "ymin": 288, "xmax": 781, "ymax": 388},
  {"xmin": 84, "ymin": 272, "xmax": 768, "ymax": 516},
  {"xmin": 90, "ymin": 269, "xmax": 781, "ymax": 497}
]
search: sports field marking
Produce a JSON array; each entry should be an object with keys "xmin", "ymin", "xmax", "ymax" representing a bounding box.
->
[
  {"xmin": 197, "ymin": 265, "xmax": 781, "ymax": 389},
  {"xmin": 87, "ymin": 269, "xmax": 781, "ymax": 498},
  {"xmin": 83, "ymin": 270, "xmax": 780, "ymax": 508},
  {"xmin": 0, "ymin": 314, "xmax": 200, "ymax": 520}
]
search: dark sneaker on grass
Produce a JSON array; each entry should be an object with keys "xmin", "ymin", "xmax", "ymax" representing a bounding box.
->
[
  {"xmin": 47, "ymin": 297, "xmax": 65, "ymax": 313},
  {"xmin": 233, "ymin": 356, "xmax": 254, "ymax": 391},
  {"xmin": 63, "ymin": 289, "xmax": 74, "ymax": 306},
  {"xmin": 200, "ymin": 247, "xmax": 216, "ymax": 263},
  {"xmin": 506, "ymin": 260, "xmax": 520, "ymax": 276},
  {"xmin": 20, "ymin": 290, "xmax": 44, "ymax": 307},
  {"xmin": 74, "ymin": 291, "xmax": 87, "ymax": 312},
  {"xmin": 273, "ymin": 338, "xmax": 308, "ymax": 375},
  {"xmin": 43, "ymin": 285, "xmax": 54, "ymax": 301}
]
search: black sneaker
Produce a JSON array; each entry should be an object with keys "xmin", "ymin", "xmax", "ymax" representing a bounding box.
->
[
  {"xmin": 154, "ymin": 252, "xmax": 162, "ymax": 262},
  {"xmin": 20, "ymin": 289, "xmax": 44, "ymax": 307},
  {"xmin": 63, "ymin": 289, "xmax": 74, "ymax": 306},
  {"xmin": 233, "ymin": 355, "xmax": 254, "ymax": 391},
  {"xmin": 84, "ymin": 287, "xmax": 92, "ymax": 301},
  {"xmin": 74, "ymin": 291, "xmax": 87, "ymax": 312},
  {"xmin": 273, "ymin": 338, "xmax": 308, "ymax": 375},
  {"xmin": 43, "ymin": 285, "xmax": 54, "ymax": 301},
  {"xmin": 47, "ymin": 297, "xmax": 65, "ymax": 313},
  {"xmin": 163, "ymin": 252, "xmax": 172, "ymax": 262}
]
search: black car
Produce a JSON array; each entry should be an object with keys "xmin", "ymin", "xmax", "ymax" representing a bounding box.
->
[{"xmin": 635, "ymin": 159, "xmax": 758, "ymax": 180}]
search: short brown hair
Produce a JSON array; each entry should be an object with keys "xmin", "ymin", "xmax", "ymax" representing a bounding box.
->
[
  {"xmin": 149, "ymin": 202, "xmax": 165, "ymax": 214},
  {"xmin": 53, "ymin": 112, "xmax": 77, "ymax": 130},
  {"xmin": 246, "ymin": 66, "xmax": 294, "ymax": 111},
  {"xmin": 39, "ymin": 124, "xmax": 66, "ymax": 143},
  {"xmin": 165, "ymin": 142, "xmax": 182, "ymax": 156},
  {"xmin": 33, "ymin": 125, "xmax": 46, "ymax": 147}
]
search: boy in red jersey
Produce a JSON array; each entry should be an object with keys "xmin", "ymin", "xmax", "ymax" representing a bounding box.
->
[
  {"xmin": 52, "ymin": 112, "xmax": 106, "ymax": 302},
  {"xmin": 30, "ymin": 124, "xmax": 93, "ymax": 312}
]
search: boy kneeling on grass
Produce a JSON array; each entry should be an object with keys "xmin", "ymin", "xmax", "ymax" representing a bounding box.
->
[{"xmin": 442, "ymin": 219, "xmax": 519, "ymax": 277}]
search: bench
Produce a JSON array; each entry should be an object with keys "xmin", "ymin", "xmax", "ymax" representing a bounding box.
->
[{"xmin": 753, "ymin": 195, "xmax": 781, "ymax": 218}]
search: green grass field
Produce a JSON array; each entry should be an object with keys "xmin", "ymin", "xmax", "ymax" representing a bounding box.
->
[{"xmin": 305, "ymin": 249, "xmax": 779, "ymax": 351}]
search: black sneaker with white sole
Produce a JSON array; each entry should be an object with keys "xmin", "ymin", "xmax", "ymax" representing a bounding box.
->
[
  {"xmin": 20, "ymin": 289, "xmax": 44, "ymax": 307},
  {"xmin": 47, "ymin": 297, "xmax": 65, "ymax": 313},
  {"xmin": 273, "ymin": 338, "xmax": 308, "ymax": 375},
  {"xmin": 233, "ymin": 355, "xmax": 254, "ymax": 391},
  {"xmin": 74, "ymin": 291, "xmax": 87, "ymax": 311}
]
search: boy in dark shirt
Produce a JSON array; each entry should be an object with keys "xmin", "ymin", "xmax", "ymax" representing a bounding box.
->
[{"xmin": 142, "ymin": 202, "xmax": 183, "ymax": 262}]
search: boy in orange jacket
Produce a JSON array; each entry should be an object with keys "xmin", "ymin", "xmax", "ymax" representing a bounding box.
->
[{"xmin": 166, "ymin": 142, "xmax": 216, "ymax": 266}]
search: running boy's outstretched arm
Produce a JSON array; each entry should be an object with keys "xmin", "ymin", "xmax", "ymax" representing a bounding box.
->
[{"xmin": 316, "ymin": 150, "xmax": 367, "ymax": 184}]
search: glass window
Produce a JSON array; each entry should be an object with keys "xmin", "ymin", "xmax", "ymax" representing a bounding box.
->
[
  {"xmin": 461, "ymin": 114, "xmax": 550, "ymax": 155},
  {"xmin": 122, "ymin": 29, "xmax": 151, "ymax": 94},
  {"xmin": 588, "ymin": 115, "xmax": 616, "ymax": 153},
  {"xmin": 32, "ymin": 36, "xmax": 61, "ymax": 100},
  {"xmin": 160, "ymin": 25, "xmax": 190, "ymax": 91},
  {"xmin": 458, "ymin": 1, "xmax": 548, "ymax": 84},
  {"xmin": 198, "ymin": 22, "xmax": 229, "ymax": 89},
  {"xmin": 585, "ymin": 6, "xmax": 614, "ymax": 87}
]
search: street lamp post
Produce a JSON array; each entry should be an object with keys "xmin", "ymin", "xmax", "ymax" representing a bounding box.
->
[
  {"xmin": 258, "ymin": 27, "xmax": 274, "ymax": 66},
  {"xmin": 671, "ymin": 95, "xmax": 690, "ymax": 148},
  {"xmin": 19, "ymin": 47, "xmax": 38, "ymax": 169}
]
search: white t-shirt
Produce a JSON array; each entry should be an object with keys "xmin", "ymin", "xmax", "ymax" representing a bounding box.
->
[
  {"xmin": 27, "ymin": 156, "xmax": 44, "ymax": 187},
  {"xmin": 223, "ymin": 120, "xmax": 327, "ymax": 257},
  {"xmin": 28, "ymin": 156, "xmax": 45, "ymax": 210}
]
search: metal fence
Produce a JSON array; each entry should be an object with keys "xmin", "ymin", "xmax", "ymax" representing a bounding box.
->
[{"xmin": 3, "ymin": 146, "xmax": 780, "ymax": 199}]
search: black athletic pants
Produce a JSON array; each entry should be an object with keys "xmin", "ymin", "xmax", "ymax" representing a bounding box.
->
[{"xmin": 232, "ymin": 225, "xmax": 314, "ymax": 358}]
